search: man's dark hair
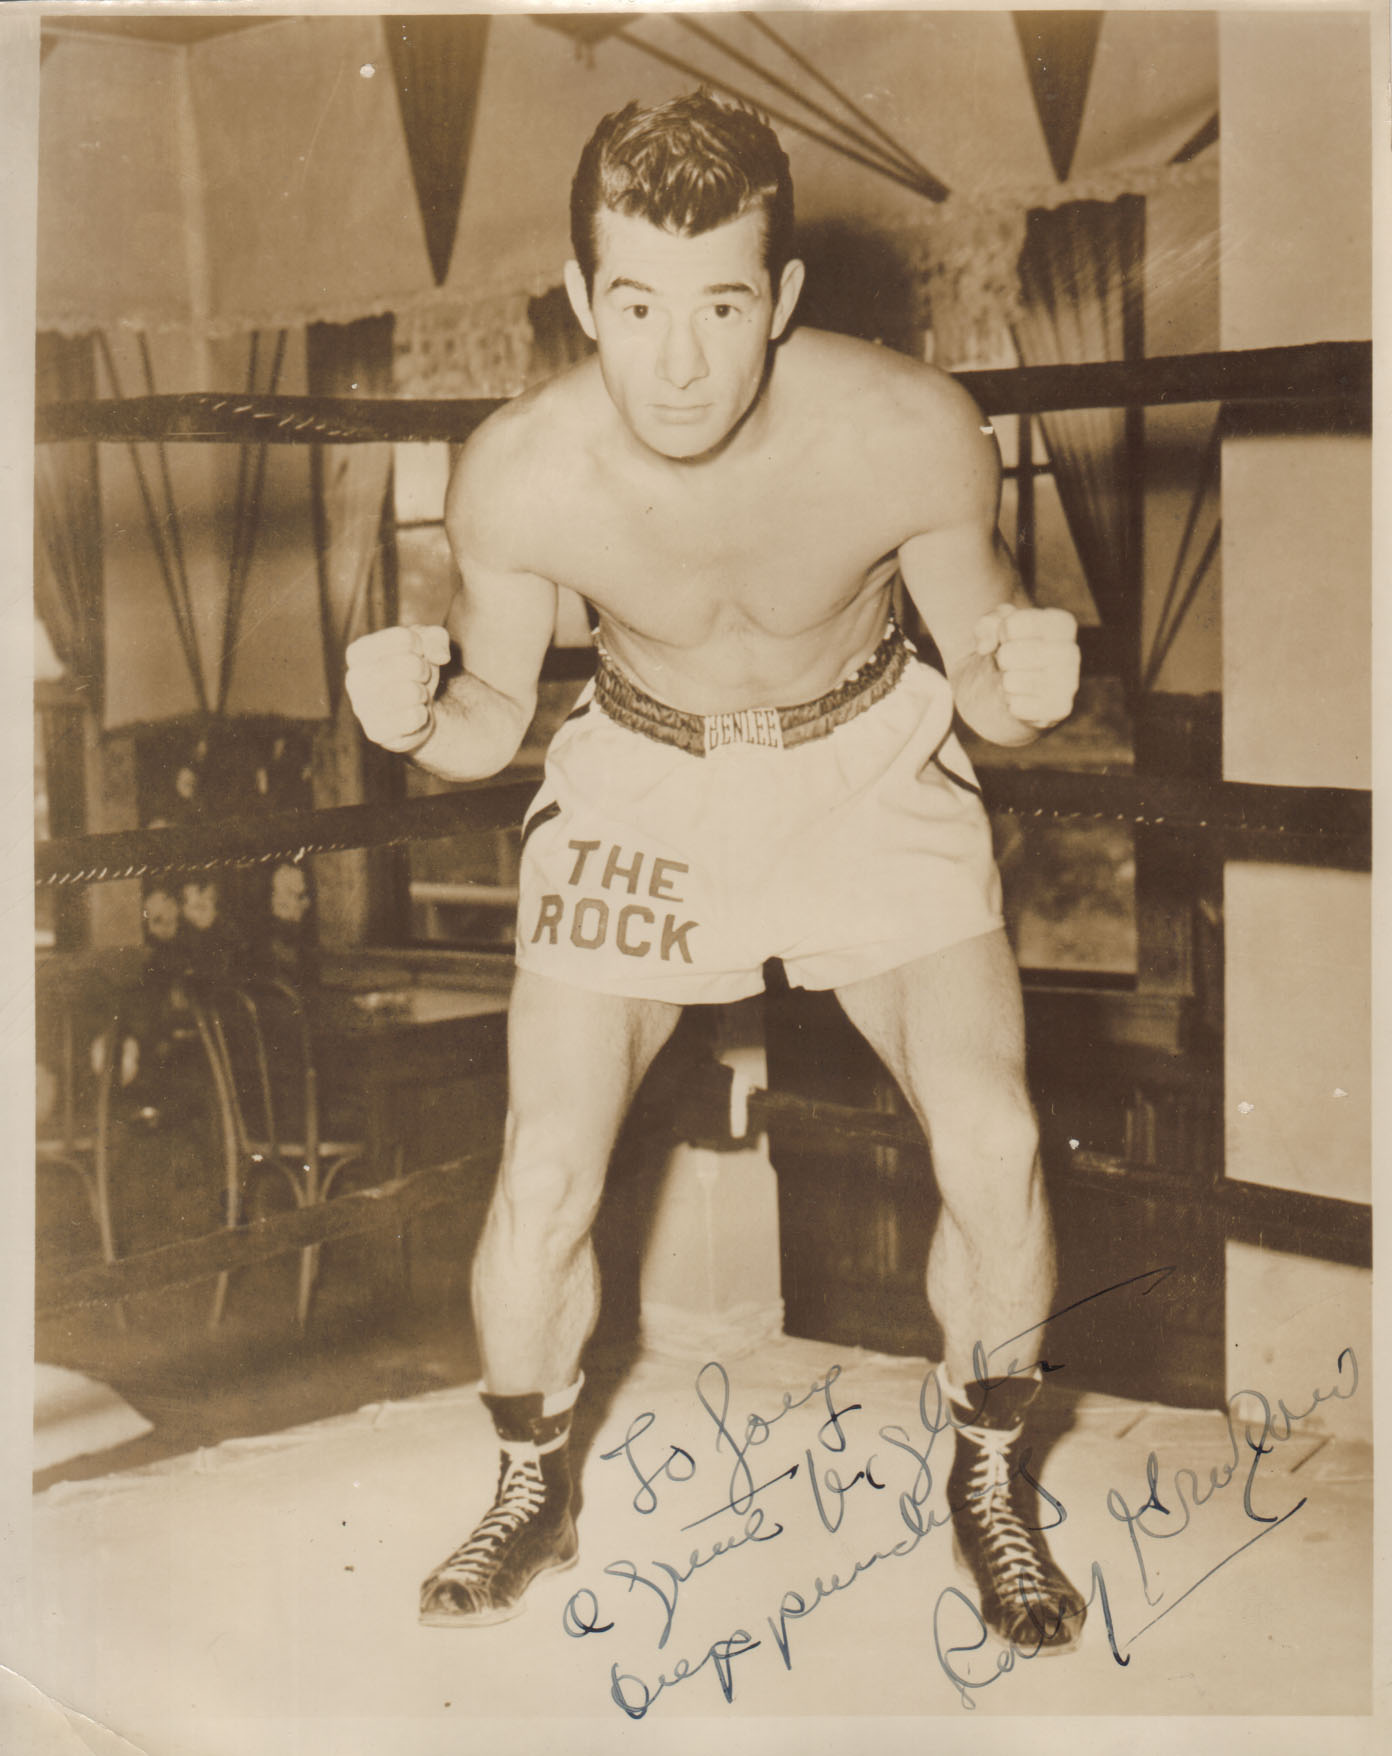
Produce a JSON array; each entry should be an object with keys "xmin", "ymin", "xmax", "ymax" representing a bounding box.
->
[{"xmin": 570, "ymin": 90, "xmax": 795, "ymax": 292}]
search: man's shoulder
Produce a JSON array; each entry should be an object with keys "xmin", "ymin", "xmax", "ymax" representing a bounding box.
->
[
  {"xmin": 461, "ymin": 360, "xmax": 602, "ymax": 478},
  {"xmin": 781, "ymin": 328, "xmax": 987, "ymax": 438},
  {"xmin": 448, "ymin": 362, "xmax": 602, "ymax": 554},
  {"xmin": 781, "ymin": 329, "xmax": 996, "ymax": 519}
]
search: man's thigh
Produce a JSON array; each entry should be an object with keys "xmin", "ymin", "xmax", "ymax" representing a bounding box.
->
[
  {"xmin": 832, "ymin": 927, "xmax": 1029, "ymax": 1109},
  {"xmin": 505, "ymin": 967, "xmax": 682, "ymax": 1146}
]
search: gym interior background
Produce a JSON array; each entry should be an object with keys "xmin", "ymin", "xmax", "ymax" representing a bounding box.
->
[{"xmin": 31, "ymin": 11, "xmax": 1370, "ymax": 1474}]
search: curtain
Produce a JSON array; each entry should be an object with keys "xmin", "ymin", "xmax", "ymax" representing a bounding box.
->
[
  {"xmin": 95, "ymin": 326, "xmax": 327, "ymax": 725},
  {"xmin": 305, "ymin": 317, "xmax": 396, "ymax": 709},
  {"xmin": 392, "ymin": 289, "xmax": 537, "ymax": 400},
  {"xmin": 304, "ymin": 316, "xmax": 401, "ymax": 952},
  {"xmin": 216, "ymin": 327, "xmax": 289, "ymax": 714},
  {"xmin": 526, "ymin": 286, "xmax": 595, "ymax": 382},
  {"xmin": 1012, "ymin": 196, "xmax": 1146, "ymax": 645},
  {"xmin": 34, "ymin": 333, "xmax": 104, "ymax": 715}
]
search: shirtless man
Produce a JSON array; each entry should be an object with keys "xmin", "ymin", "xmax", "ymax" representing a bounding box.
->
[{"xmin": 347, "ymin": 93, "xmax": 1086, "ymax": 1652}]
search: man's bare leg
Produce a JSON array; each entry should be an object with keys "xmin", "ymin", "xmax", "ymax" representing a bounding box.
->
[
  {"xmin": 836, "ymin": 929, "xmax": 1085, "ymax": 1651},
  {"xmin": 473, "ymin": 969, "xmax": 681, "ymax": 1394},
  {"xmin": 421, "ymin": 969, "xmax": 680, "ymax": 1626},
  {"xmin": 835, "ymin": 929, "xmax": 1051, "ymax": 1383}
]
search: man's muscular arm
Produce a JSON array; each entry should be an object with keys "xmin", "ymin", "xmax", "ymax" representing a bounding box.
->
[
  {"xmin": 346, "ymin": 418, "xmax": 558, "ymax": 781},
  {"xmin": 896, "ymin": 380, "xmax": 1079, "ymax": 747}
]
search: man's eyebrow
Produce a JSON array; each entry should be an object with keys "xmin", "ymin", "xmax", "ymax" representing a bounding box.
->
[{"xmin": 601, "ymin": 277, "xmax": 759, "ymax": 297}]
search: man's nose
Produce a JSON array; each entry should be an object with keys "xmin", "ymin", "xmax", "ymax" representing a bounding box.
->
[{"xmin": 656, "ymin": 318, "xmax": 709, "ymax": 390}]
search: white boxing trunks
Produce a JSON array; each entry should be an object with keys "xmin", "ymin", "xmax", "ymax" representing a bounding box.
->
[{"xmin": 514, "ymin": 626, "xmax": 1003, "ymax": 1003}]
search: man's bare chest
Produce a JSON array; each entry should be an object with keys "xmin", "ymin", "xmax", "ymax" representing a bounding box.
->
[{"xmin": 535, "ymin": 467, "xmax": 906, "ymax": 637}]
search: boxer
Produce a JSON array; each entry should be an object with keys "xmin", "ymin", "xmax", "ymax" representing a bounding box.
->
[{"xmin": 348, "ymin": 91, "xmax": 1085, "ymax": 1650}]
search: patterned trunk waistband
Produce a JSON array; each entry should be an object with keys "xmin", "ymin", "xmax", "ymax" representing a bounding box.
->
[{"xmin": 592, "ymin": 623, "xmax": 916, "ymax": 757}]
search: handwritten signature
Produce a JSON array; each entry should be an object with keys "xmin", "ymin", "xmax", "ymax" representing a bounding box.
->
[{"xmin": 559, "ymin": 1271, "xmax": 1359, "ymax": 1719}]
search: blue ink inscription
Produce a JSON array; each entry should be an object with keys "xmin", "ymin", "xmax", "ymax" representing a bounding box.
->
[
  {"xmin": 604, "ymin": 1505, "xmax": 784, "ymax": 1650},
  {"xmin": 610, "ymin": 1630, "xmax": 762, "ymax": 1719},
  {"xmin": 564, "ymin": 1287, "xmax": 1357, "ymax": 1720},
  {"xmin": 600, "ymin": 1409, "xmax": 696, "ymax": 1515}
]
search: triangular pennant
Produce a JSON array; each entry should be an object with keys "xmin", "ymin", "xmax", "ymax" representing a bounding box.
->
[
  {"xmin": 387, "ymin": 16, "xmax": 491, "ymax": 287},
  {"xmin": 1012, "ymin": 12, "xmax": 1103, "ymax": 183}
]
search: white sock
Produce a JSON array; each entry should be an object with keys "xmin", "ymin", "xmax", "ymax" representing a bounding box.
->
[
  {"xmin": 536, "ymin": 1374, "xmax": 584, "ymax": 1454},
  {"xmin": 542, "ymin": 1373, "xmax": 584, "ymax": 1419},
  {"xmin": 942, "ymin": 1365, "xmax": 1041, "ymax": 1427}
]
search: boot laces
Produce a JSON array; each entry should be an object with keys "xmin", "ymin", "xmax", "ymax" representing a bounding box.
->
[
  {"xmin": 960, "ymin": 1424, "xmax": 1049, "ymax": 1598},
  {"xmin": 437, "ymin": 1452, "xmax": 548, "ymax": 1582}
]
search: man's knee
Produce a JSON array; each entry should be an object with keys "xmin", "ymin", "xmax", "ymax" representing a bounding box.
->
[
  {"xmin": 928, "ymin": 1098, "xmax": 1042, "ymax": 1261},
  {"xmin": 929, "ymin": 1086, "xmax": 1039, "ymax": 1182},
  {"xmin": 491, "ymin": 1118, "xmax": 608, "ymax": 1247}
]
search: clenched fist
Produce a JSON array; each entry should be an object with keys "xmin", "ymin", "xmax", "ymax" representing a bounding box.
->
[
  {"xmin": 345, "ymin": 624, "xmax": 452, "ymax": 754},
  {"xmin": 973, "ymin": 605, "xmax": 1080, "ymax": 730}
]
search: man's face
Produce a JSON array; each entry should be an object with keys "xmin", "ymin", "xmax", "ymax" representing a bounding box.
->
[{"xmin": 565, "ymin": 206, "xmax": 804, "ymax": 461}]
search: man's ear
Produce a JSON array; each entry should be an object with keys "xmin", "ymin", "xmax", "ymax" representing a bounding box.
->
[
  {"xmin": 770, "ymin": 258, "xmax": 805, "ymax": 340},
  {"xmin": 563, "ymin": 260, "xmax": 598, "ymax": 342}
]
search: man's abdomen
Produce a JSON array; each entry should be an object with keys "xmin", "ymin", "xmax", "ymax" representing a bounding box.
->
[{"xmin": 589, "ymin": 564, "xmax": 899, "ymax": 716}]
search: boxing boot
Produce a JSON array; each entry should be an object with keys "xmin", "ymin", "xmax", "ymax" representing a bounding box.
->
[
  {"xmin": 945, "ymin": 1370, "xmax": 1087, "ymax": 1653},
  {"xmin": 419, "ymin": 1381, "xmax": 581, "ymax": 1627}
]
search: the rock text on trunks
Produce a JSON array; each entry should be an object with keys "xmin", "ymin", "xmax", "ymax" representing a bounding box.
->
[{"xmin": 530, "ymin": 840, "xmax": 701, "ymax": 963}]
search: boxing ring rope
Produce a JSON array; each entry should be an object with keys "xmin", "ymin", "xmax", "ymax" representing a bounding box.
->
[
  {"xmin": 32, "ymin": 337, "xmax": 1373, "ymax": 1313},
  {"xmin": 35, "ymin": 340, "xmax": 1371, "ymax": 446},
  {"xmin": 35, "ymin": 766, "xmax": 1370, "ymax": 889},
  {"xmin": 29, "ymin": 338, "xmax": 1375, "ymax": 885},
  {"xmin": 35, "ymin": 1157, "xmax": 492, "ymax": 1317},
  {"xmin": 36, "ymin": 1045, "xmax": 1371, "ymax": 1319},
  {"xmin": 36, "ymin": 780, "xmax": 539, "ymax": 888}
]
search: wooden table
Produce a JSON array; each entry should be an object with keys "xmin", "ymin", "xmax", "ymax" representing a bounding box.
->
[{"xmin": 309, "ymin": 975, "xmax": 512, "ymax": 1181}]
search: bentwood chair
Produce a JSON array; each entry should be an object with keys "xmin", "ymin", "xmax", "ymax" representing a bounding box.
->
[
  {"xmin": 36, "ymin": 965, "xmax": 116, "ymax": 1269},
  {"xmin": 203, "ymin": 977, "xmax": 371, "ymax": 1328},
  {"xmin": 84, "ymin": 973, "xmax": 242, "ymax": 1331}
]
